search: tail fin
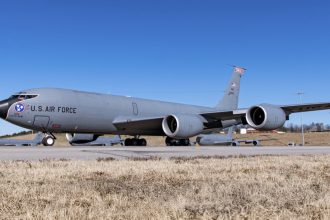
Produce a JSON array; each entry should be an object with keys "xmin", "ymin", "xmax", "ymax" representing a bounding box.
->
[
  {"xmin": 216, "ymin": 66, "xmax": 246, "ymax": 110},
  {"xmin": 226, "ymin": 126, "xmax": 234, "ymax": 138},
  {"xmin": 112, "ymin": 135, "xmax": 122, "ymax": 142}
]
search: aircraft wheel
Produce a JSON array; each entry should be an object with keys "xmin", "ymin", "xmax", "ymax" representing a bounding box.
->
[
  {"xmin": 43, "ymin": 136, "xmax": 55, "ymax": 146},
  {"xmin": 124, "ymin": 138, "xmax": 132, "ymax": 146},
  {"xmin": 166, "ymin": 141, "xmax": 172, "ymax": 146},
  {"xmin": 125, "ymin": 138, "xmax": 147, "ymax": 146},
  {"xmin": 139, "ymin": 138, "xmax": 147, "ymax": 146},
  {"xmin": 180, "ymin": 139, "xmax": 190, "ymax": 146},
  {"xmin": 232, "ymin": 142, "xmax": 237, "ymax": 147},
  {"xmin": 131, "ymin": 139, "xmax": 139, "ymax": 146},
  {"xmin": 165, "ymin": 137, "xmax": 172, "ymax": 146}
]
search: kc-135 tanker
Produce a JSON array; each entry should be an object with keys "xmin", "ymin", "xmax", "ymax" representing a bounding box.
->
[{"xmin": 1, "ymin": 67, "xmax": 329, "ymax": 146}]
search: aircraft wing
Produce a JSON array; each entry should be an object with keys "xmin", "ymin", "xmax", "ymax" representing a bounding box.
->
[
  {"xmin": 202, "ymin": 103, "xmax": 330, "ymax": 120},
  {"xmin": 113, "ymin": 110, "xmax": 246, "ymax": 134},
  {"xmin": 112, "ymin": 103, "xmax": 330, "ymax": 134},
  {"xmin": 0, "ymin": 132, "xmax": 43, "ymax": 146},
  {"xmin": 0, "ymin": 139, "xmax": 24, "ymax": 146},
  {"xmin": 201, "ymin": 103, "xmax": 330, "ymax": 122},
  {"xmin": 281, "ymin": 103, "xmax": 330, "ymax": 114}
]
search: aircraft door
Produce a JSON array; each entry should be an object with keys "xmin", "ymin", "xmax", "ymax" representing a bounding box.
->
[
  {"xmin": 33, "ymin": 115, "xmax": 50, "ymax": 130},
  {"xmin": 132, "ymin": 102, "xmax": 138, "ymax": 116}
]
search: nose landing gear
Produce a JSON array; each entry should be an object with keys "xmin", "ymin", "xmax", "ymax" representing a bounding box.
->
[
  {"xmin": 42, "ymin": 135, "xmax": 55, "ymax": 146},
  {"xmin": 42, "ymin": 132, "xmax": 56, "ymax": 146}
]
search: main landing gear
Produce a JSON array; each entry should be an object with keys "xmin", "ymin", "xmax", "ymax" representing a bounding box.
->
[
  {"xmin": 123, "ymin": 137, "xmax": 191, "ymax": 146},
  {"xmin": 165, "ymin": 137, "xmax": 191, "ymax": 146},
  {"xmin": 124, "ymin": 137, "xmax": 147, "ymax": 146}
]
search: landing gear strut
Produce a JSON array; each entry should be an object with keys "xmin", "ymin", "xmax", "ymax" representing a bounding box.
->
[
  {"xmin": 124, "ymin": 138, "xmax": 147, "ymax": 146},
  {"xmin": 165, "ymin": 137, "xmax": 190, "ymax": 146}
]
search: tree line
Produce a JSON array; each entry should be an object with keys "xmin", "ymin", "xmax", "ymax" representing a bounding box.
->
[{"xmin": 282, "ymin": 123, "xmax": 330, "ymax": 133}]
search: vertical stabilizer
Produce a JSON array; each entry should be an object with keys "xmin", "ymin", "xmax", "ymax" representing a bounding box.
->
[
  {"xmin": 226, "ymin": 126, "xmax": 234, "ymax": 139},
  {"xmin": 216, "ymin": 66, "xmax": 246, "ymax": 111}
]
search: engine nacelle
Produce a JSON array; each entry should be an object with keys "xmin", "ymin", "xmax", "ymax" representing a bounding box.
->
[
  {"xmin": 162, "ymin": 114, "xmax": 205, "ymax": 139},
  {"xmin": 66, "ymin": 133, "xmax": 98, "ymax": 144},
  {"xmin": 246, "ymin": 104, "xmax": 287, "ymax": 131}
]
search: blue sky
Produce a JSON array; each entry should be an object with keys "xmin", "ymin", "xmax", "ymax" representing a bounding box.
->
[{"xmin": 1, "ymin": 0, "xmax": 330, "ymax": 135}]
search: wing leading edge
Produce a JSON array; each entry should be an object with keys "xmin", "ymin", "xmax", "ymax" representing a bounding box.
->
[
  {"xmin": 202, "ymin": 102, "xmax": 330, "ymax": 121},
  {"xmin": 281, "ymin": 102, "xmax": 330, "ymax": 114}
]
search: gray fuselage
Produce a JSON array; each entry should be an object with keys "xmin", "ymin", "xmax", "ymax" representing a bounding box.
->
[{"xmin": 3, "ymin": 88, "xmax": 215, "ymax": 136}]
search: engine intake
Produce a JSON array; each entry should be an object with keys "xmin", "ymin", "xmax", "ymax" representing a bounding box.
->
[
  {"xmin": 246, "ymin": 104, "xmax": 286, "ymax": 130},
  {"xmin": 162, "ymin": 114, "xmax": 205, "ymax": 139}
]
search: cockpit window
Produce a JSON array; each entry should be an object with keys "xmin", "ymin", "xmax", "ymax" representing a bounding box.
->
[
  {"xmin": 10, "ymin": 95, "xmax": 20, "ymax": 99},
  {"xmin": 10, "ymin": 94, "xmax": 38, "ymax": 100},
  {"xmin": 25, "ymin": 95, "xmax": 38, "ymax": 99}
]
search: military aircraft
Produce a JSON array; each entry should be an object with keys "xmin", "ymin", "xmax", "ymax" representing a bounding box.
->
[
  {"xmin": 0, "ymin": 132, "xmax": 43, "ymax": 146},
  {"xmin": 196, "ymin": 127, "xmax": 239, "ymax": 146},
  {"xmin": 66, "ymin": 134, "xmax": 123, "ymax": 146},
  {"xmin": 1, "ymin": 66, "xmax": 330, "ymax": 146},
  {"xmin": 196, "ymin": 127, "xmax": 262, "ymax": 146}
]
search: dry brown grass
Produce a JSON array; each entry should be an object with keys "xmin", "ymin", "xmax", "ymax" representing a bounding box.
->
[{"xmin": 0, "ymin": 155, "xmax": 329, "ymax": 219}]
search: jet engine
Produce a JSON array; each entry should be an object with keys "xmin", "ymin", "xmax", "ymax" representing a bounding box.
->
[
  {"xmin": 246, "ymin": 104, "xmax": 287, "ymax": 131},
  {"xmin": 162, "ymin": 114, "xmax": 205, "ymax": 139},
  {"xmin": 66, "ymin": 133, "xmax": 98, "ymax": 144}
]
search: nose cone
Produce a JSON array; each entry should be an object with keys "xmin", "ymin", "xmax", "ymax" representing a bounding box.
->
[{"xmin": 0, "ymin": 100, "xmax": 9, "ymax": 119}]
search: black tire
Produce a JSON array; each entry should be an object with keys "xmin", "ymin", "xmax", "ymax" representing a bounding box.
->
[
  {"xmin": 183, "ymin": 139, "xmax": 190, "ymax": 146},
  {"xmin": 165, "ymin": 137, "xmax": 173, "ymax": 146},
  {"xmin": 179, "ymin": 139, "xmax": 190, "ymax": 146},
  {"xmin": 139, "ymin": 138, "xmax": 147, "ymax": 146},
  {"xmin": 232, "ymin": 142, "xmax": 237, "ymax": 147},
  {"xmin": 124, "ymin": 138, "xmax": 132, "ymax": 146},
  {"xmin": 43, "ymin": 136, "xmax": 55, "ymax": 146},
  {"xmin": 131, "ymin": 139, "xmax": 139, "ymax": 146}
]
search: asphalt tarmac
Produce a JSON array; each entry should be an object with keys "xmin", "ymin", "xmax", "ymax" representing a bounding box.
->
[{"xmin": 0, "ymin": 146, "xmax": 329, "ymax": 160}]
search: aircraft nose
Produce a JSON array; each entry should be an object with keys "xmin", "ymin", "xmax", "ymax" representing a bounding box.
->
[{"xmin": 0, "ymin": 100, "xmax": 9, "ymax": 119}]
